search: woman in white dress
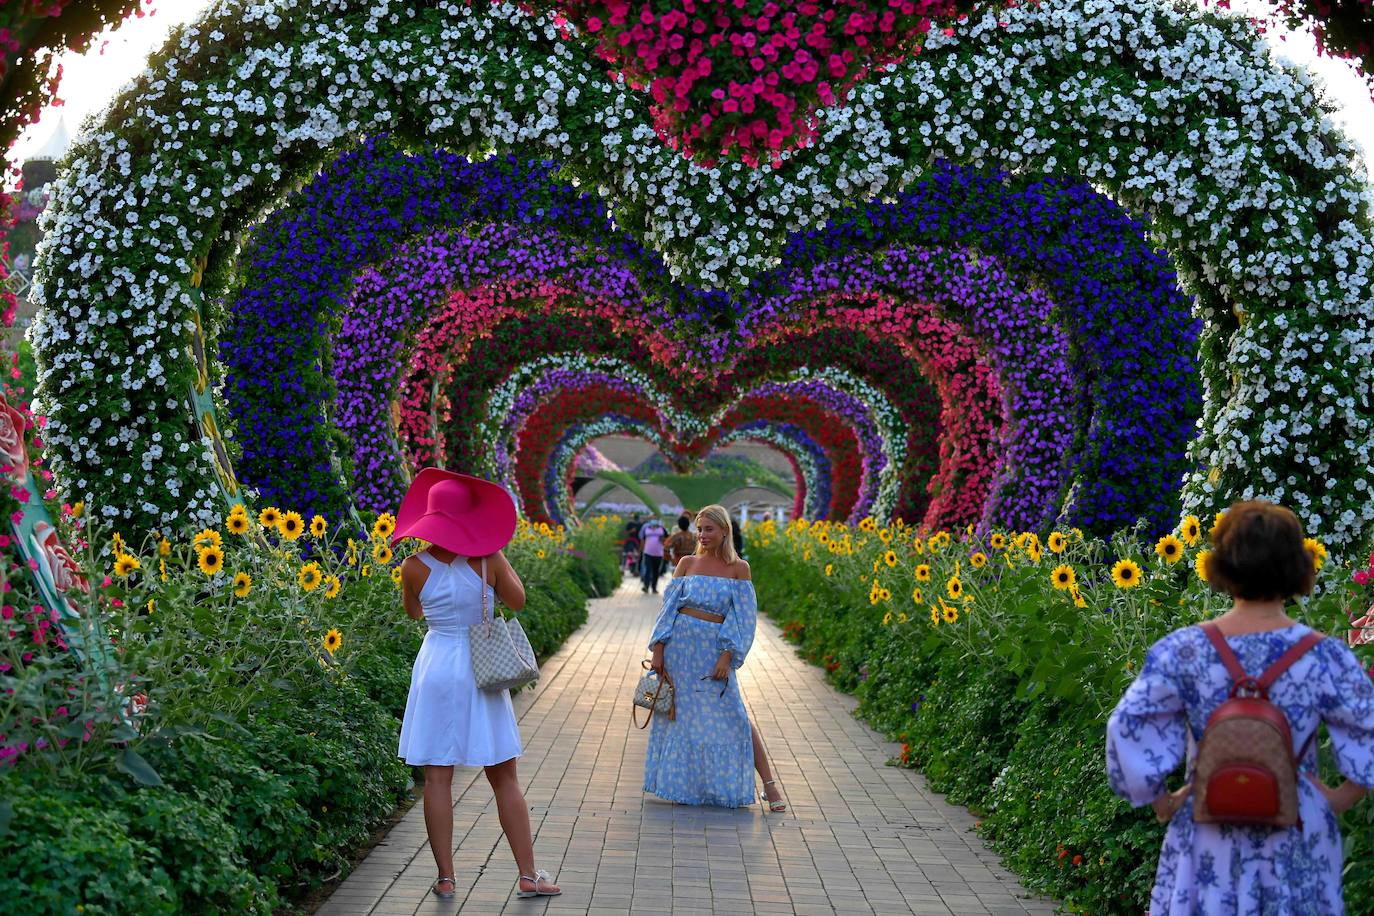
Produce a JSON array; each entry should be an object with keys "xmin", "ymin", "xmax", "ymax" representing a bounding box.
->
[{"xmin": 393, "ymin": 468, "xmax": 561, "ymax": 901}]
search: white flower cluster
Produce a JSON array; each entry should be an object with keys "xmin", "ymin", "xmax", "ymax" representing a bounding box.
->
[{"xmin": 27, "ymin": 0, "xmax": 1374, "ymax": 553}]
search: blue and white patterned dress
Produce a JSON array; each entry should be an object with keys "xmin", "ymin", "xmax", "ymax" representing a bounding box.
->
[
  {"xmin": 1107, "ymin": 624, "xmax": 1374, "ymax": 914},
  {"xmin": 644, "ymin": 574, "xmax": 758, "ymax": 807}
]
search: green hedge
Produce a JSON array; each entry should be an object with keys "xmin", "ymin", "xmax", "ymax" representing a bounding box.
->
[
  {"xmin": 0, "ymin": 515, "xmax": 620, "ymax": 913},
  {"xmin": 749, "ymin": 520, "xmax": 1374, "ymax": 914}
]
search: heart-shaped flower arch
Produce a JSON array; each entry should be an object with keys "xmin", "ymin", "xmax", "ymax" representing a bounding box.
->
[{"xmin": 30, "ymin": 0, "xmax": 1373, "ymax": 551}]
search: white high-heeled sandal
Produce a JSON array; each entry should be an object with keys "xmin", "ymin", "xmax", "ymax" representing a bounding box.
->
[
  {"xmin": 515, "ymin": 869, "xmax": 561, "ymax": 898},
  {"xmin": 763, "ymin": 779, "xmax": 787, "ymax": 813}
]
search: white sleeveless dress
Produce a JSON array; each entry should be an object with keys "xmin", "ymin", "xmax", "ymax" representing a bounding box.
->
[{"xmin": 396, "ymin": 551, "xmax": 523, "ymax": 766}]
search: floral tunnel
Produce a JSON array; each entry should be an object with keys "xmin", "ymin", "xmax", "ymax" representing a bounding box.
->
[
  {"xmin": 37, "ymin": 0, "xmax": 1374, "ymax": 553},
  {"xmin": 243, "ymin": 145, "xmax": 1198, "ymax": 544},
  {"xmin": 503, "ymin": 369, "xmax": 881, "ymax": 524}
]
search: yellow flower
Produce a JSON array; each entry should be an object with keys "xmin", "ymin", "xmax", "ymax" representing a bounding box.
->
[
  {"xmin": 942, "ymin": 602, "xmax": 959, "ymax": 624},
  {"xmin": 158, "ymin": 537, "xmax": 171, "ymax": 557},
  {"xmin": 911, "ymin": 587, "xmax": 923, "ymax": 605},
  {"xmin": 323, "ymin": 628, "xmax": 343, "ymax": 653},
  {"xmin": 310, "ymin": 515, "xmax": 327, "ymax": 538},
  {"xmin": 226, "ymin": 513, "xmax": 249, "ymax": 535},
  {"xmin": 193, "ymin": 528, "xmax": 222, "ymax": 549},
  {"xmin": 910, "ymin": 538, "xmax": 925, "ymax": 555},
  {"xmin": 824, "ymin": 564, "xmax": 833, "ymax": 577},
  {"xmin": 71, "ymin": 500, "xmax": 84, "ymax": 518},
  {"xmin": 929, "ymin": 606, "xmax": 940, "ymax": 626},
  {"xmin": 880, "ymin": 588, "xmax": 892, "ymax": 601},
  {"xmin": 372, "ymin": 513, "xmax": 396, "ymax": 541},
  {"xmin": 897, "ymin": 612, "xmax": 908, "ymax": 624},
  {"xmin": 146, "ymin": 599, "xmax": 154, "ymax": 614},
  {"xmin": 1051, "ymin": 564, "xmax": 1076, "ymax": 591},
  {"xmin": 878, "ymin": 528, "xmax": 892, "ymax": 544},
  {"xmin": 1071, "ymin": 527, "xmax": 1085, "ymax": 540},
  {"xmin": 197, "ymin": 544, "xmax": 225, "ymax": 576},
  {"xmin": 970, "ymin": 552, "xmax": 987, "ymax": 569},
  {"xmin": 915, "ymin": 564, "xmax": 932, "ymax": 582},
  {"xmin": 882, "ymin": 611, "xmax": 894, "ymax": 626},
  {"xmin": 1303, "ymin": 538, "xmax": 1327, "ymax": 571},
  {"xmin": 1047, "ymin": 532, "xmax": 1067, "ymax": 554},
  {"xmin": 536, "ymin": 549, "xmax": 546, "ymax": 559},
  {"xmin": 989, "ymin": 532, "xmax": 1007, "ymax": 551},
  {"xmin": 361, "ymin": 565, "xmax": 371, "ymax": 578},
  {"xmin": 1111, "ymin": 558, "xmax": 1143, "ymax": 589},
  {"xmin": 1196, "ymin": 549, "xmax": 1213, "ymax": 583},
  {"xmin": 1180, "ymin": 515, "xmax": 1202, "ymax": 546},
  {"xmin": 113, "ymin": 554, "xmax": 141, "ymax": 577},
  {"xmin": 323, "ymin": 575, "xmax": 341, "ymax": 599},
  {"xmin": 1016, "ymin": 532, "xmax": 1039, "ymax": 551},
  {"xmin": 1025, "ymin": 542, "xmax": 1043, "ymax": 564},
  {"xmin": 883, "ymin": 550, "xmax": 898, "ymax": 568},
  {"xmin": 373, "ymin": 542, "xmax": 393, "ymax": 565},
  {"xmin": 159, "ymin": 558, "xmax": 167, "ymax": 583},
  {"xmin": 1211, "ymin": 510, "xmax": 1227, "ymax": 535},
  {"xmin": 299, "ymin": 562, "xmax": 323, "ymax": 592},
  {"xmin": 1072, "ymin": 587, "xmax": 1088, "ymax": 609},
  {"xmin": 259, "ymin": 506, "xmax": 282, "ymax": 528},
  {"xmin": 391, "ymin": 567, "xmax": 403, "ymax": 585},
  {"xmin": 279, "ymin": 511, "xmax": 305, "ymax": 541},
  {"xmin": 1155, "ymin": 534, "xmax": 1184, "ymax": 565},
  {"xmin": 112, "ymin": 532, "xmax": 126, "ymax": 554},
  {"xmin": 946, "ymin": 576, "xmax": 964, "ymax": 600},
  {"xmin": 859, "ymin": 516, "xmax": 877, "ymax": 532},
  {"xmin": 233, "ymin": 571, "xmax": 252, "ymax": 598},
  {"xmin": 346, "ymin": 538, "xmax": 357, "ymax": 566}
]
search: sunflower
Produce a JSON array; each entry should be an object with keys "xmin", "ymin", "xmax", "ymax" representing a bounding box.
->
[
  {"xmin": 911, "ymin": 587, "xmax": 923, "ymax": 605},
  {"xmin": 915, "ymin": 563, "xmax": 932, "ymax": 582},
  {"xmin": 910, "ymin": 537, "xmax": 924, "ymax": 556},
  {"xmin": 279, "ymin": 511, "xmax": 305, "ymax": 541},
  {"xmin": 193, "ymin": 528, "xmax": 222, "ymax": 549},
  {"xmin": 197, "ymin": 544, "xmax": 225, "ymax": 576},
  {"xmin": 1196, "ymin": 549, "xmax": 1213, "ymax": 583},
  {"xmin": 1047, "ymin": 532, "xmax": 1067, "ymax": 554},
  {"xmin": 882, "ymin": 611, "xmax": 894, "ymax": 626},
  {"xmin": 1303, "ymin": 537, "xmax": 1327, "ymax": 571},
  {"xmin": 942, "ymin": 603, "xmax": 959, "ymax": 624},
  {"xmin": 883, "ymin": 550, "xmax": 898, "ymax": 568},
  {"xmin": 233, "ymin": 571, "xmax": 252, "ymax": 598},
  {"xmin": 989, "ymin": 532, "xmax": 1007, "ymax": 551},
  {"xmin": 1071, "ymin": 587, "xmax": 1088, "ymax": 609},
  {"xmin": 1111, "ymin": 558, "xmax": 1143, "ymax": 589},
  {"xmin": 226, "ymin": 512, "xmax": 250, "ymax": 535},
  {"xmin": 259, "ymin": 506, "xmax": 282, "ymax": 528},
  {"xmin": 1051, "ymin": 564, "xmax": 1076, "ymax": 591},
  {"xmin": 929, "ymin": 606, "xmax": 941, "ymax": 626},
  {"xmin": 158, "ymin": 537, "xmax": 171, "ymax": 557},
  {"xmin": 1155, "ymin": 534, "xmax": 1185, "ymax": 564},
  {"xmin": 323, "ymin": 628, "xmax": 343, "ymax": 653},
  {"xmin": 824, "ymin": 564, "xmax": 833, "ymax": 577},
  {"xmin": 310, "ymin": 515, "xmax": 328, "ymax": 538},
  {"xmin": 368, "ymin": 541, "xmax": 394, "ymax": 566},
  {"xmin": 536, "ymin": 549, "xmax": 546, "ymax": 559},
  {"xmin": 970, "ymin": 552, "xmax": 988, "ymax": 569},
  {"xmin": 1180, "ymin": 515, "xmax": 1202, "ymax": 546},
  {"xmin": 299, "ymin": 562, "xmax": 323, "ymax": 592},
  {"xmin": 946, "ymin": 576, "xmax": 964, "ymax": 600},
  {"xmin": 372, "ymin": 513, "xmax": 396, "ymax": 541},
  {"xmin": 1211, "ymin": 510, "xmax": 1227, "ymax": 535},
  {"xmin": 391, "ymin": 567, "xmax": 404, "ymax": 585},
  {"xmin": 323, "ymin": 575, "xmax": 341, "ymax": 599},
  {"xmin": 878, "ymin": 528, "xmax": 892, "ymax": 544},
  {"xmin": 360, "ymin": 564, "xmax": 371, "ymax": 578},
  {"xmin": 113, "ymin": 554, "xmax": 141, "ymax": 577},
  {"xmin": 817, "ymin": 531, "xmax": 830, "ymax": 544}
]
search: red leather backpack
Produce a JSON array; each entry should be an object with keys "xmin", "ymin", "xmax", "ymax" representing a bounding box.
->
[{"xmin": 1191, "ymin": 622, "xmax": 1324, "ymax": 828}]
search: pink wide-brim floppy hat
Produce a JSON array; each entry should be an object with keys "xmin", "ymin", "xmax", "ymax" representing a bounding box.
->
[{"xmin": 392, "ymin": 467, "xmax": 518, "ymax": 558}]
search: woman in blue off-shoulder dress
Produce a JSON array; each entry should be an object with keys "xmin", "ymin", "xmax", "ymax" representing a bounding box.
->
[
  {"xmin": 645, "ymin": 504, "xmax": 759, "ymax": 808},
  {"xmin": 1107, "ymin": 501, "xmax": 1373, "ymax": 914}
]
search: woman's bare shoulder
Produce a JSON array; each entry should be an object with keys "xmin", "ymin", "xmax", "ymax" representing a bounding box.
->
[{"xmin": 732, "ymin": 559, "xmax": 752, "ymax": 581}]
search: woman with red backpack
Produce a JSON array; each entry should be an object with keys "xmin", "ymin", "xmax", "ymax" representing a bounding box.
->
[{"xmin": 1107, "ymin": 501, "xmax": 1373, "ymax": 913}]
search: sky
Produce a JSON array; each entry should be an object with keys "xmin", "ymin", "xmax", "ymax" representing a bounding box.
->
[{"xmin": 8, "ymin": 0, "xmax": 1374, "ymax": 177}]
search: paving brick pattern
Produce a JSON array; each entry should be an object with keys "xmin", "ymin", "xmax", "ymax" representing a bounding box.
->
[{"xmin": 316, "ymin": 580, "xmax": 1055, "ymax": 915}]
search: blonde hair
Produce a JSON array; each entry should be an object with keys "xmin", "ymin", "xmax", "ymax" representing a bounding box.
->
[{"xmin": 695, "ymin": 504, "xmax": 739, "ymax": 565}]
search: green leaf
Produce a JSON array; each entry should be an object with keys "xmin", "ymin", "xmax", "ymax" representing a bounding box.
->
[
  {"xmin": 116, "ymin": 748, "xmax": 164, "ymax": 787},
  {"xmin": 0, "ymin": 800, "xmax": 12, "ymax": 838}
]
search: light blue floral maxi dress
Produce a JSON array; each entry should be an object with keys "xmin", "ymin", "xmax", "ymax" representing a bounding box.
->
[
  {"xmin": 644, "ymin": 574, "xmax": 758, "ymax": 807},
  {"xmin": 1107, "ymin": 624, "xmax": 1374, "ymax": 914}
]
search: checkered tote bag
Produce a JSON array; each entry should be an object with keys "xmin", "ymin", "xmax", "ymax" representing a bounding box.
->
[{"xmin": 468, "ymin": 557, "xmax": 540, "ymax": 692}]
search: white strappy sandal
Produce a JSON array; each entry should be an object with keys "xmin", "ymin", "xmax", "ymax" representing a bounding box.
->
[
  {"xmin": 763, "ymin": 779, "xmax": 787, "ymax": 813},
  {"xmin": 515, "ymin": 869, "xmax": 561, "ymax": 898}
]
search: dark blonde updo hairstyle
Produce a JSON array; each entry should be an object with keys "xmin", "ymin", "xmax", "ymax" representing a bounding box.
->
[{"xmin": 1205, "ymin": 500, "xmax": 1315, "ymax": 601}]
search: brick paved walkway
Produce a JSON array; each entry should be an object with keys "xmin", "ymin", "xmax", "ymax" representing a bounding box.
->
[{"xmin": 317, "ymin": 579, "xmax": 1054, "ymax": 915}]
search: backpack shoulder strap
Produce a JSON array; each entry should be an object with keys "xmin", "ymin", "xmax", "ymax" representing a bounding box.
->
[
  {"xmin": 1200, "ymin": 622, "xmax": 1248, "ymax": 684},
  {"xmin": 1256, "ymin": 630, "xmax": 1325, "ymax": 692}
]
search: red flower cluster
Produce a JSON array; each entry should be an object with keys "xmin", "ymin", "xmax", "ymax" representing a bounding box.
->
[{"xmin": 557, "ymin": 0, "xmax": 971, "ymax": 165}]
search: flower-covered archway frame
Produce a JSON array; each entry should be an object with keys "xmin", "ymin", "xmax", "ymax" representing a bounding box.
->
[{"xmin": 31, "ymin": 0, "xmax": 1374, "ymax": 551}]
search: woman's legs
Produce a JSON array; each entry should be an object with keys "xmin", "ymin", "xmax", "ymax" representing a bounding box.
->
[
  {"xmin": 751, "ymin": 722, "xmax": 785, "ymax": 807},
  {"xmin": 485, "ymin": 758, "xmax": 560, "ymax": 893},
  {"xmin": 423, "ymin": 765, "xmax": 456, "ymax": 882}
]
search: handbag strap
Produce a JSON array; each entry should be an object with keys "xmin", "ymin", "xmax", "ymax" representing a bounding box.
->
[
  {"xmin": 632, "ymin": 661, "xmax": 675, "ymax": 729},
  {"xmin": 480, "ymin": 555, "xmax": 490, "ymax": 633}
]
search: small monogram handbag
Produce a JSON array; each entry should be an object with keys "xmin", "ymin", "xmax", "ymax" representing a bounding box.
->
[
  {"xmin": 468, "ymin": 557, "xmax": 540, "ymax": 692},
  {"xmin": 632, "ymin": 659, "xmax": 675, "ymax": 728}
]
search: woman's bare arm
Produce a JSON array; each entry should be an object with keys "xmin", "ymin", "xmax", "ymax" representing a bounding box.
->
[{"xmin": 400, "ymin": 555, "xmax": 429, "ymax": 620}]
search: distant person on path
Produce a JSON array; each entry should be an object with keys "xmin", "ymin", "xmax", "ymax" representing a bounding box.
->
[
  {"xmin": 639, "ymin": 516, "xmax": 667, "ymax": 594},
  {"xmin": 394, "ymin": 469, "xmax": 561, "ymax": 902},
  {"xmin": 665, "ymin": 515, "xmax": 697, "ymax": 571},
  {"xmin": 645, "ymin": 504, "xmax": 789, "ymax": 811},
  {"xmin": 1107, "ymin": 501, "xmax": 1372, "ymax": 913}
]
